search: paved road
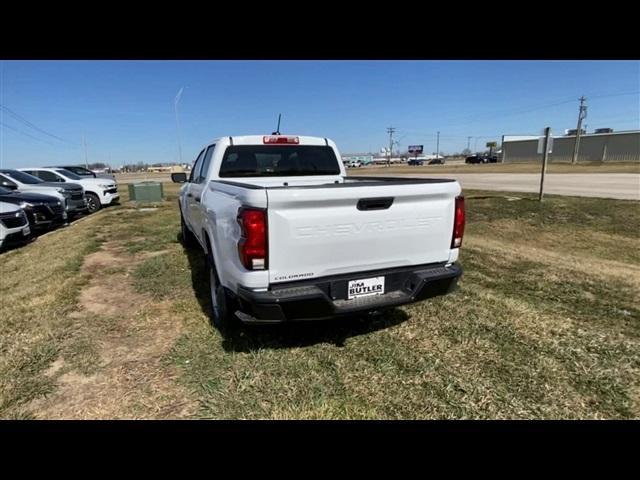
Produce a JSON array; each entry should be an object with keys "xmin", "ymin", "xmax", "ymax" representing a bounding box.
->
[
  {"xmin": 361, "ymin": 173, "xmax": 640, "ymax": 200},
  {"xmin": 116, "ymin": 172, "xmax": 639, "ymax": 200}
]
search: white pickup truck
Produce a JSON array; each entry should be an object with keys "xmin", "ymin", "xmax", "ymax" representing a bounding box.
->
[{"xmin": 172, "ymin": 135, "xmax": 464, "ymax": 328}]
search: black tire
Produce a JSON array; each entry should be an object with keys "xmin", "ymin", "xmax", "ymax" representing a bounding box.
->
[
  {"xmin": 85, "ymin": 193, "xmax": 101, "ymax": 213},
  {"xmin": 206, "ymin": 243, "xmax": 239, "ymax": 331},
  {"xmin": 180, "ymin": 210, "xmax": 196, "ymax": 248}
]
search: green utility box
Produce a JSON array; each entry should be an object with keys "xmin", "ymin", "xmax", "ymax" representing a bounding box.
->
[{"xmin": 128, "ymin": 181, "xmax": 164, "ymax": 202}]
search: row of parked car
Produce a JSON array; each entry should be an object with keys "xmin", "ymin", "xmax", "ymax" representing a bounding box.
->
[
  {"xmin": 407, "ymin": 158, "xmax": 445, "ymax": 166},
  {"xmin": 0, "ymin": 165, "xmax": 119, "ymax": 252}
]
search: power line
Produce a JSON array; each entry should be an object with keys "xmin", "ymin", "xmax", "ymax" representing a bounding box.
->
[
  {"xmin": 587, "ymin": 90, "xmax": 640, "ymax": 100},
  {"xmin": 406, "ymin": 91, "xmax": 639, "ymax": 132},
  {"xmin": 0, "ymin": 120, "xmax": 58, "ymax": 146},
  {"xmin": 439, "ymin": 98, "xmax": 578, "ymax": 129},
  {"xmin": 0, "ymin": 104, "xmax": 79, "ymax": 146},
  {"xmin": 446, "ymin": 90, "xmax": 638, "ymax": 127}
]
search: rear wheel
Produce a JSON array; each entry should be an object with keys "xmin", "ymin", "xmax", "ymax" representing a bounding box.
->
[
  {"xmin": 180, "ymin": 210, "xmax": 196, "ymax": 248},
  {"xmin": 206, "ymin": 243, "xmax": 238, "ymax": 331},
  {"xmin": 85, "ymin": 193, "xmax": 101, "ymax": 213}
]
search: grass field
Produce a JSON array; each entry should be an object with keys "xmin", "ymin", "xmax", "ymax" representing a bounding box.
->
[{"xmin": 0, "ymin": 183, "xmax": 638, "ymax": 419}]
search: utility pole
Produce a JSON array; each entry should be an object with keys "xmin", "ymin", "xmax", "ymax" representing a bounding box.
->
[
  {"xmin": 571, "ymin": 95, "xmax": 587, "ymax": 164},
  {"xmin": 174, "ymin": 87, "xmax": 184, "ymax": 164},
  {"xmin": 539, "ymin": 127, "xmax": 551, "ymax": 201},
  {"xmin": 467, "ymin": 136, "xmax": 472, "ymax": 152},
  {"xmin": 386, "ymin": 127, "xmax": 395, "ymax": 167},
  {"xmin": 436, "ymin": 131, "xmax": 440, "ymax": 160},
  {"xmin": 82, "ymin": 135, "xmax": 88, "ymax": 169}
]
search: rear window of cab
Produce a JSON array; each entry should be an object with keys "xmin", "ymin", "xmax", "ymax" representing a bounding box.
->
[{"xmin": 219, "ymin": 145, "xmax": 341, "ymax": 177}]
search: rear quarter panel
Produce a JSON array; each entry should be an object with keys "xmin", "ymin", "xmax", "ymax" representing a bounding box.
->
[{"xmin": 202, "ymin": 181, "xmax": 269, "ymax": 291}]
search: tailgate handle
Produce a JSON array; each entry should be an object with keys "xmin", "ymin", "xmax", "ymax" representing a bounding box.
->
[{"xmin": 357, "ymin": 197, "xmax": 394, "ymax": 211}]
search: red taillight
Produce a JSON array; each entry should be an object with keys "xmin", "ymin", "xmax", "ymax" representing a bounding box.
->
[
  {"xmin": 263, "ymin": 135, "xmax": 299, "ymax": 144},
  {"xmin": 451, "ymin": 196, "xmax": 465, "ymax": 248},
  {"xmin": 237, "ymin": 207, "xmax": 268, "ymax": 270}
]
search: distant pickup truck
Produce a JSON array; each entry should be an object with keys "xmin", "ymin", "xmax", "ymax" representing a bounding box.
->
[
  {"xmin": 344, "ymin": 160, "xmax": 363, "ymax": 168},
  {"xmin": 172, "ymin": 135, "xmax": 464, "ymax": 328}
]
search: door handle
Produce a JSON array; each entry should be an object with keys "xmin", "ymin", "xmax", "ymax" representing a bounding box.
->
[{"xmin": 357, "ymin": 197, "xmax": 394, "ymax": 211}]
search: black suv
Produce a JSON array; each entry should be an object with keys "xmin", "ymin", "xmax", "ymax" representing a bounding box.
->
[
  {"xmin": 465, "ymin": 155, "xmax": 497, "ymax": 164},
  {"xmin": 0, "ymin": 186, "xmax": 67, "ymax": 231},
  {"xmin": 465, "ymin": 155, "xmax": 483, "ymax": 164}
]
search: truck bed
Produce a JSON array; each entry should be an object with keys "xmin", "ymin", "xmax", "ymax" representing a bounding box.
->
[{"xmin": 214, "ymin": 176, "xmax": 456, "ymax": 190}]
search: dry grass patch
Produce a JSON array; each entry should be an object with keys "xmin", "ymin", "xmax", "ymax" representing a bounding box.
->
[{"xmin": 1, "ymin": 196, "xmax": 196, "ymax": 419}]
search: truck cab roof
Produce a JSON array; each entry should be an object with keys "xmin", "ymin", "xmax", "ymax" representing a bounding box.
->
[{"xmin": 207, "ymin": 135, "xmax": 334, "ymax": 148}]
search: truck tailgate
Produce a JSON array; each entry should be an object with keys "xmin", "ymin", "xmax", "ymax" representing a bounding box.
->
[{"xmin": 266, "ymin": 181, "xmax": 460, "ymax": 284}]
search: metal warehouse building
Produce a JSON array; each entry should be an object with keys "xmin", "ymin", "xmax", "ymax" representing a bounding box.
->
[{"xmin": 501, "ymin": 130, "xmax": 640, "ymax": 163}]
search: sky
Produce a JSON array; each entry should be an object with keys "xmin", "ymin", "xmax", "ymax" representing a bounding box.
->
[{"xmin": 0, "ymin": 60, "xmax": 638, "ymax": 168}]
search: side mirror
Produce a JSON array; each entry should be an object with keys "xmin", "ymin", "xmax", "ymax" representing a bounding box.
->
[
  {"xmin": 1, "ymin": 181, "xmax": 17, "ymax": 190},
  {"xmin": 171, "ymin": 172, "xmax": 187, "ymax": 183}
]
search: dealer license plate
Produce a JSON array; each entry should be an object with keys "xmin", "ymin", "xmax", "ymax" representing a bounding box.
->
[{"xmin": 347, "ymin": 276, "xmax": 385, "ymax": 300}]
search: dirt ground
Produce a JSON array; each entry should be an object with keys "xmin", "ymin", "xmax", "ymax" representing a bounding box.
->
[{"xmin": 16, "ymin": 239, "xmax": 197, "ymax": 419}]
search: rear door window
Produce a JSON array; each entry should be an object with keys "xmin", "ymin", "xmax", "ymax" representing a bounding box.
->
[
  {"xmin": 55, "ymin": 169, "xmax": 82, "ymax": 180},
  {"xmin": 31, "ymin": 170, "xmax": 65, "ymax": 182}
]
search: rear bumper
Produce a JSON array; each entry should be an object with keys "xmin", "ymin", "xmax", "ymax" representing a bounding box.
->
[{"xmin": 234, "ymin": 262, "xmax": 462, "ymax": 323}]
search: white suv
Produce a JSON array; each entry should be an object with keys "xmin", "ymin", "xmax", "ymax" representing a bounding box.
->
[
  {"xmin": 20, "ymin": 167, "xmax": 119, "ymax": 213},
  {"xmin": 0, "ymin": 201, "xmax": 31, "ymax": 250}
]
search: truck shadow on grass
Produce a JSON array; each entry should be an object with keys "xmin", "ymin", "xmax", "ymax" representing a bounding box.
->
[{"xmin": 182, "ymin": 239, "xmax": 410, "ymax": 352}]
